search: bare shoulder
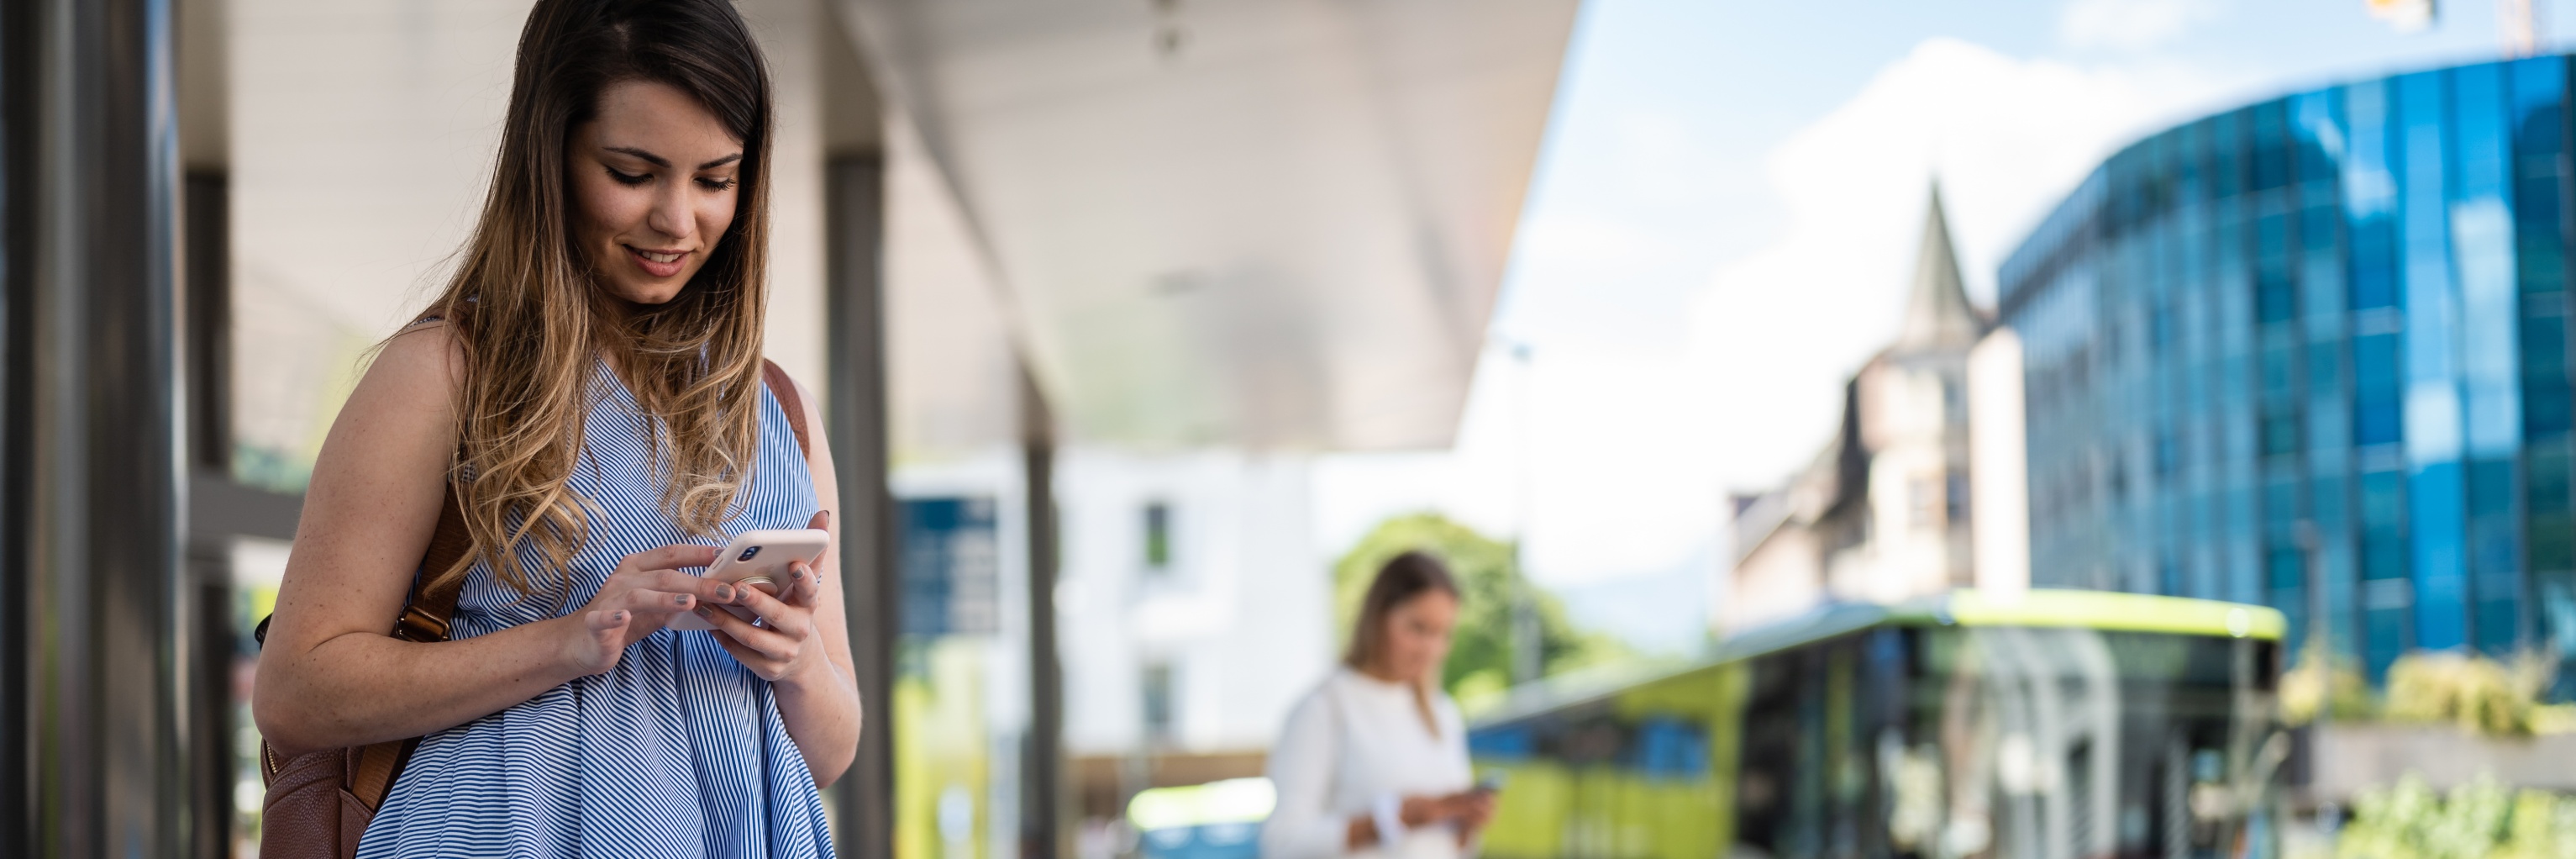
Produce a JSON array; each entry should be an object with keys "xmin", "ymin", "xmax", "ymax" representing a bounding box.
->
[
  {"xmin": 370, "ymin": 319, "xmax": 466, "ymax": 395},
  {"xmin": 319, "ymin": 320, "xmax": 465, "ymax": 460}
]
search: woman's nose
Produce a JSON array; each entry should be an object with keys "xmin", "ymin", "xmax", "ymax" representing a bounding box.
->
[{"xmin": 645, "ymin": 186, "xmax": 694, "ymax": 241}]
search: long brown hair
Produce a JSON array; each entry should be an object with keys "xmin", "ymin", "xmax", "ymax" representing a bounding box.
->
[
  {"xmin": 424, "ymin": 0, "xmax": 774, "ymax": 597},
  {"xmin": 1343, "ymin": 551, "xmax": 1460, "ymax": 735}
]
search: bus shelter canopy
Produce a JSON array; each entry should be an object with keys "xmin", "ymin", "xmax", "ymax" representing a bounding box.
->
[{"xmin": 837, "ymin": 0, "xmax": 1580, "ymax": 451}]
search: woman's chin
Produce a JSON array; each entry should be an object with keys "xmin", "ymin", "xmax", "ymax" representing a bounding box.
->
[{"xmin": 607, "ymin": 280, "xmax": 686, "ymax": 305}]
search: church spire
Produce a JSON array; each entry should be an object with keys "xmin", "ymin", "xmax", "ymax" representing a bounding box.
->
[{"xmin": 1892, "ymin": 182, "xmax": 1985, "ymax": 352}]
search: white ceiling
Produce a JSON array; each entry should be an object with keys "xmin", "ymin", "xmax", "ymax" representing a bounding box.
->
[{"xmin": 837, "ymin": 0, "xmax": 1579, "ymax": 451}]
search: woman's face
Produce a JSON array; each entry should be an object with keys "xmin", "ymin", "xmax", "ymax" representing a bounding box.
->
[
  {"xmin": 1377, "ymin": 590, "xmax": 1459, "ymax": 685},
  {"xmin": 568, "ymin": 79, "xmax": 744, "ymax": 305}
]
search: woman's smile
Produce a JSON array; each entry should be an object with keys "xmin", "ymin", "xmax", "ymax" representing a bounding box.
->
[{"xmin": 624, "ymin": 244, "xmax": 691, "ymax": 277}]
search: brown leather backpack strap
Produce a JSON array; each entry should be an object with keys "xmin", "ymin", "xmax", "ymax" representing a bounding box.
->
[
  {"xmin": 761, "ymin": 359, "xmax": 812, "ymax": 461},
  {"xmin": 344, "ymin": 738, "xmax": 418, "ymax": 814},
  {"xmin": 392, "ymin": 481, "xmax": 472, "ymax": 644}
]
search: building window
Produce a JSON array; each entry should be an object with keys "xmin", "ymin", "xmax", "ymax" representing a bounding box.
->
[
  {"xmin": 1911, "ymin": 477, "xmax": 1941, "ymax": 530},
  {"xmin": 1143, "ymin": 502, "xmax": 1172, "ymax": 572},
  {"xmin": 2261, "ymin": 409, "xmax": 2303, "ymax": 459},
  {"xmin": 1141, "ymin": 661, "xmax": 1175, "ymax": 743}
]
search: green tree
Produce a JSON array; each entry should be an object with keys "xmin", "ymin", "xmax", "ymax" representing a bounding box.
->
[{"xmin": 1330, "ymin": 512, "xmax": 1626, "ymax": 704}]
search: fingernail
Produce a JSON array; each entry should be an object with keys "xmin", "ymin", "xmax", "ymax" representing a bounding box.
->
[
  {"xmin": 714, "ymin": 585, "xmax": 735, "ymax": 601},
  {"xmin": 613, "ymin": 611, "xmax": 628, "ymax": 622},
  {"xmin": 675, "ymin": 594, "xmax": 692, "ymax": 606}
]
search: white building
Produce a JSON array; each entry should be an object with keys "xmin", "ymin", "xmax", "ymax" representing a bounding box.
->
[{"xmin": 1051, "ymin": 451, "xmax": 1333, "ymax": 817}]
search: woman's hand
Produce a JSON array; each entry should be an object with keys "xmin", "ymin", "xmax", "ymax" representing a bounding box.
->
[
  {"xmin": 1346, "ymin": 791, "xmax": 1499, "ymax": 850},
  {"xmin": 560, "ymin": 544, "xmax": 728, "ymax": 675},
  {"xmin": 1445, "ymin": 791, "xmax": 1496, "ymax": 846},
  {"xmin": 1398, "ymin": 792, "xmax": 1495, "ymax": 830},
  {"xmin": 695, "ymin": 511, "xmax": 834, "ymax": 682}
]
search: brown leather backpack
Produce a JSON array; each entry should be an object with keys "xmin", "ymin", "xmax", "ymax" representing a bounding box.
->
[{"xmin": 256, "ymin": 360, "xmax": 812, "ymax": 859}]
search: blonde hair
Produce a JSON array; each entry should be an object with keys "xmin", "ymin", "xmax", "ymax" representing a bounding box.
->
[{"xmin": 423, "ymin": 0, "xmax": 775, "ymax": 598}]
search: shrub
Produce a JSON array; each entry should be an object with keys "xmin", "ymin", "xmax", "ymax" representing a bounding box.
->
[
  {"xmin": 2380, "ymin": 651, "xmax": 2553, "ymax": 737},
  {"xmin": 2337, "ymin": 774, "xmax": 2576, "ymax": 859},
  {"xmin": 2281, "ymin": 641, "xmax": 2374, "ymax": 725}
]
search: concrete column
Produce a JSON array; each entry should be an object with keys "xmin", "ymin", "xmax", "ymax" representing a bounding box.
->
[
  {"xmin": 4, "ymin": 0, "xmax": 192, "ymax": 856},
  {"xmin": 826, "ymin": 153, "xmax": 897, "ymax": 859},
  {"xmin": 1020, "ymin": 366, "xmax": 1064, "ymax": 859}
]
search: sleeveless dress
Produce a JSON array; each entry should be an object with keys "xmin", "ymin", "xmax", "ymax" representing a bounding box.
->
[{"xmin": 357, "ymin": 366, "xmax": 837, "ymax": 859}]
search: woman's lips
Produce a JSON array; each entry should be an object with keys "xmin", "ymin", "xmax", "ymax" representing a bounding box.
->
[{"xmin": 625, "ymin": 245, "xmax": 688, "ymax": 278}]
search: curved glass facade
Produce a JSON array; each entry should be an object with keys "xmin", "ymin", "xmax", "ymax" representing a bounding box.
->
[{"xmin": 2000, "ymin": 56, "xmax": 2576, "ymax": 682}]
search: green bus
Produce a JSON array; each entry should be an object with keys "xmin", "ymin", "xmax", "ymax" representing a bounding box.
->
[{"xmin": 1464, "ymin": 590, "xmax": 2288, "ymax": 859}]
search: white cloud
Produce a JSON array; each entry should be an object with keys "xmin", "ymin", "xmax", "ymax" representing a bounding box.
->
[
  {"xmin": 2058, "ymin": 0, "xmax": 2223, "ymax": 51},
  {"xmin": 1314, "ymin": 341, "xmax": 1725, "ymax": 589},
  {"xmin": 1687, "ymin": 38, "xmax": 2224, "ymax": 492},
  {"xmin": 1514, "ymin": 213, "xmax": 1659, "ymax": 269},
  {"xmin": 1317, "ymin": 37, "xmax": 2240, "ymax": 609}
]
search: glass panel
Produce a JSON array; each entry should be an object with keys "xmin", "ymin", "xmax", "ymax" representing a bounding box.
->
[
  {"xmin": 2346, "ymin": 80, "xmax": 2400, "ymax": 310},
  {"xmin": 2398, "ymin": 69, "xmax": 2469, "ymax": 651},
  {"xmin": 2526, "ymin": 303, "xmax": 2572, "ymax": 437},
  {"xmin": 2294, "ymin": 88, "xmax": 2344, "ymax": 186},
  {"xmin": 2511, "ymin": 56, "xmax": 2568, "ymax": 297},
  {"xmin": 2252, "ymin": 101, "xmax": 2290, "ymax": 191},
  {"xmin": 2453, "ymin": 62, "xmax": 2527, "ymax": 655},
  {"xmin": 2271, "ymin": 545, "xmax": 2308, "ymax": 655},
  {"xmin": 2541, "ymin": 571, "xmax": 2576, "ymax": 696},
  {"xmin": 2262, "ymin": 409, "xmax": 2302, "ymax": 458},
  {"xmin": 2213, "ymin": 110, "xmax": 2245, "ymax": 199}
]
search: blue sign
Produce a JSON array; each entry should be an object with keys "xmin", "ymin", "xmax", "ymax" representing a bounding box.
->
[{"xmin": 899, "ymin": 497, "xmax": 1000, "ymax": 635}]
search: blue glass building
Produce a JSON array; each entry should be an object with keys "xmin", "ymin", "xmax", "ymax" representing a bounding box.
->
[{"xmin": 1999, "ymin": 56, "xmax": 2576, "ymax": 681}]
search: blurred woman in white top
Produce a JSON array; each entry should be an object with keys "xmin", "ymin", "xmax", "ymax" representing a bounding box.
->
[{"xmin": 1263, "ymin": 551, "xmax": 1496, "ymax": 859}]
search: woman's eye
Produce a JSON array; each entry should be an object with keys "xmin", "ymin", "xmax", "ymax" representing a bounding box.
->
[
  {"xmin": 606, "ymin": 167, "xmax": 651, "ymax": 187},
  {"xmin": 697, "ymin": 177, "xmax": 738, "ymax": 192}
]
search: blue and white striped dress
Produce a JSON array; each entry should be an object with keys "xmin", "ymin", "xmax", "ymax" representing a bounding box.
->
[{"xmin": 358, "ymin": 366, "xmax": 837, "ymax": 858}]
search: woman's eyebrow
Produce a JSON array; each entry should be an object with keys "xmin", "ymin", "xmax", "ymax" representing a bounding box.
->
[
  {"xmin": 602, "ymin": 146, "xmax": 741, "ymax": 171},
  {"xmin": 603, "ymin": 145, "xmax": 669, "ymax": 167}
]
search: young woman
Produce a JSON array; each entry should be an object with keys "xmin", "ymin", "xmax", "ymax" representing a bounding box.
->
[
  {"xmin": 251, "ymin": 1, "xmax": 860, "ymax": 855},
  {"xmin": 1263, "ymin": 552, "xmax": 1498, "ymax": 859}
]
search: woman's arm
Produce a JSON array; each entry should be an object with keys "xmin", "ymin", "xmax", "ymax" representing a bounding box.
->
[
  {"xmin": 1259, "ymin": 687, "xmax": 1483, "ymax": 858},
  {"xmin": 1260, "ymin": 693, "xmax": 1350, "ymax": 859},
  {"xmin": 251, "ymin": 324, "xmax": 735, "ymax": 756},
  {"xmin": 774, "ymin": 376, "xmax": 863, "ymax": 786},
  {"xmin": 712, "ymin": 376, "xmax": 863, "ymax": 787}
]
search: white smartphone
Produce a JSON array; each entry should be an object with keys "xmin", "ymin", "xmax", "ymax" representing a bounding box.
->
[{"xmin": 666, "ymin": 528, "xmax": 830, "ymax": 631}]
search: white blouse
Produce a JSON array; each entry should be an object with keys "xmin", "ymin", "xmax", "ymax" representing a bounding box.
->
[{"xmin": 1261, "ymin": 667, "xmax": 1475, "ymax": 859}]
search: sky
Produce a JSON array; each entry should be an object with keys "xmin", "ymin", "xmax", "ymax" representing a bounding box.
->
[{"xmin": 1312, "ymin": 0, "xmax": 2565, "ymax": 654}]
